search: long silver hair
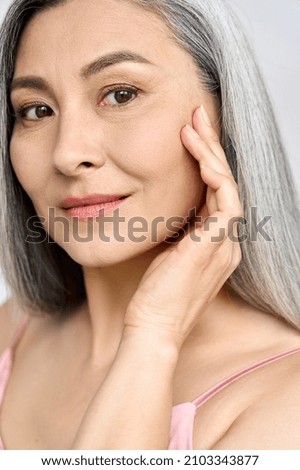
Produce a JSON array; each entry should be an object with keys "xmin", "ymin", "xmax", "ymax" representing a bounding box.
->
[{"xmin": 0, "ymin": 0, "xmax": 299, "ymax": 324}]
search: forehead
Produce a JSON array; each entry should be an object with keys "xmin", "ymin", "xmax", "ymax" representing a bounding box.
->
[{"xmin": 14, "ymin": 0, "xmax": 197, "ymax": 80}]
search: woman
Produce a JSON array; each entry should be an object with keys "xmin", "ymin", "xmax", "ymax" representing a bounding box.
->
[{"xmin": 0, "ymin": 0, "xmax": 299, "ymax": 450}]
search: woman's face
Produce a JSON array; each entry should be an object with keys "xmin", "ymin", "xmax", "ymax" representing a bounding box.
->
[{"xmin": 9, "ymin": 0, "xmax": 219, "ymax": 267}]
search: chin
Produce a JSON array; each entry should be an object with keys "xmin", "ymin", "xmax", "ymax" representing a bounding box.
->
[{"xmin": 57, "ymin": 237, "xmax": 162, "ymax": 268}]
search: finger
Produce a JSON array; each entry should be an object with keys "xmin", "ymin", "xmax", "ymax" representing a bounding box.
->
[
  {"xmin": 206, "ymin": 242, "xmax": 242, "ymax": 303},
  {"xmin": 181, "ymin": 124, "xmax": 234, "ymax": 180},
  {"xmin": 176, "ymin": 217, "xmax": 241, "ymax": 287},
  {"xmin": 200, "ymin": 166, "xmax": 243, "ymax": 218},
  {"xmin": 180, "ymin": 127, "xmax": 243, "ymax": 218},
  {"xmin": 193, "ymin": 106, "xmax": 232, "ymax": 172},
  {"xmin": 176, "ymin": 210, "xmax": 237, "ymax": 261},
  {"xmin": 205, "ymin": 187, "xmax": 218, "ymax": 215}
]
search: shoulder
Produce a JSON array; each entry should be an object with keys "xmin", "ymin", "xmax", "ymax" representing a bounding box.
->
[
  {"xmin": 0, "ymin": 297, "xmax": 24, "ymax": 355},
  {"xmin": 194, "ymin": 349, "xmax": 300, "ymax": 450}
]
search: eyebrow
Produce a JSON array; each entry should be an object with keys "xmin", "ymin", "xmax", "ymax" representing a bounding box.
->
[{"xmin": 10, "ymin": 50, "xmax": 156, "ymax": 93}]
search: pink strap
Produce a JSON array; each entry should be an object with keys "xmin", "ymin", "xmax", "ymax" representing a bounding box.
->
[
  {"xmin": 0, "ymin": 316, "xmax": 29, "ymax": 405},
  {"xmin": 192, "ymin": 346, "xmax": 300, "ymax": 409}
]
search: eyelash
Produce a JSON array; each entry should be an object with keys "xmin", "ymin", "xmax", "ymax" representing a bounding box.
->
[{"xmin": 12, "ymin": 84, "xmax": 140, "ymax": 121}]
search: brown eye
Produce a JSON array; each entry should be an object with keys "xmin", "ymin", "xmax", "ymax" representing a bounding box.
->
[
  {"xmin": 100, "ymin": 87, "xmax": 138, "ymax": 107},
  {"xmin": 18, "ymin": 104, "xmax": 54, "ymax": 120},
  {"xmin": 115, "ymin": 91, "xmax": 134, "ymax": 104},
  {"xmin": 34, "ymin": 106, "xmax": 53, "ymax": 118}
]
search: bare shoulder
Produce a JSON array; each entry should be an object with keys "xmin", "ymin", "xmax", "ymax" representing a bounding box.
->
[
  {"xmin": 208, "ymin": 351, "xmax": 300, "ymax": 450},
  {"xmin": 0, "ymin": 297, "xmax": 23, "ymax": 355}
]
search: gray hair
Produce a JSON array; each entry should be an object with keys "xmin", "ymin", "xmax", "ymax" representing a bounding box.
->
[{"xmin": 0, "ymin": 0, "xmax": 299, "ymax": 325}]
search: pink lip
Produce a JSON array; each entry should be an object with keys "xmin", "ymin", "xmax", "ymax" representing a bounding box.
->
[
  {"xmin": 65, "ymin": 199, "xmax": 127, "ymax": 220},
  {"xmin": 61, "ymin": 194, "xmax": 127, "ymax": 209},
  {"xmin": 61, "ymin": 194, "xmax": 129, "ymax": 220}
]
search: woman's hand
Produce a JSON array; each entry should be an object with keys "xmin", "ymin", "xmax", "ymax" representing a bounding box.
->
[
  {"xmin": 72, "ymin": 105, "xmax": 244, "ymax": 449},
  {"xmin": 124, "ymin": 105, "xmax": 244, "ymax": 350}
]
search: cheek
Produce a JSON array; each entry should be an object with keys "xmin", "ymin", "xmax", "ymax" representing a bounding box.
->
[
  {"xmin": 111, "ymin": 110, "xmax": 205, "ymax": 216},
  {"xmin": 9, "ymin": 135, "xmax": 49, "ymax": 203}
]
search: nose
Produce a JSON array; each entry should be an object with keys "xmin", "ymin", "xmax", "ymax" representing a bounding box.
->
[{"xmin": 52, "ymin": 110, "xmax": 106, "ymax": 176}]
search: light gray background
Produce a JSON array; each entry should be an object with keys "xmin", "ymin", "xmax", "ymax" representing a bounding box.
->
[{"xmin": 0, "ymin": 0, "xmax": 299, "ymax": 304}]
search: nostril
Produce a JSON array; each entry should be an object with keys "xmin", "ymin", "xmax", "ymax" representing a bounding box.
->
[{"xmin": 82, "ymin": 162, "xmax": 93, "ymax": 168}]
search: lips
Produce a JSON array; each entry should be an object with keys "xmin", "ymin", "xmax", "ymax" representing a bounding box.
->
[
  {"xmin": 61, "ymin": 193, "xmax": 129, "ymax": 220},
  {"xmin": 61, "ymin": 194, "xmax": 128, "ymax": 209}
]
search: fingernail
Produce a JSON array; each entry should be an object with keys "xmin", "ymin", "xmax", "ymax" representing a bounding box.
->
[
  {"xmin": 200, "ymin": 105, "xmax": 212, "ymax": 127},
  {"xmin": 185, "ymin": 124, "xmax": 200, "ymax": 139}
]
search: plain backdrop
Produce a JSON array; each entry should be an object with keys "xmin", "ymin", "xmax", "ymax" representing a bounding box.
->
[{"xmin": 0, "ymin": 0, "xmax": 299, "ymax": 303}]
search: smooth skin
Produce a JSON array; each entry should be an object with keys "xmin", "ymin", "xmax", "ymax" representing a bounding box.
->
[{"xmin": 1, "ymin": 0, "xmax": 300, "ymax": 449}]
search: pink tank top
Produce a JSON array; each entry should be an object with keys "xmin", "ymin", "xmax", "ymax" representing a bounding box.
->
[{"xmin": 1, "ymin": 315, "xmax": 300, "ymax": 450}]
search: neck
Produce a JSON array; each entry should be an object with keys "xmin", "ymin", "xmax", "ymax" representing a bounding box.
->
[
  {"xmin": 72, "ymin": 246, "xmax": 292, "ymax": 367},
  {"xmin": 78, "ymin": 243, "xmax": 168, "ymax": 363}
]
